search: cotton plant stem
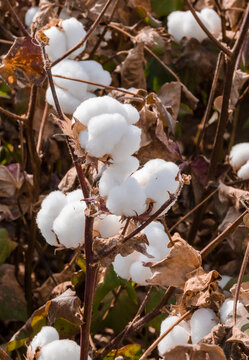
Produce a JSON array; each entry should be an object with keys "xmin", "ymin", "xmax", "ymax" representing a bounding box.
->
[
  {"xmin": 36, "ymin": 101, "xmax": 49, "ymax": 155},
  {"xmin": 233, "ymin": 241, "xmax": 249, "ymax": 325},
  {"xmin": 185, "ymin": 0, "xmax": 232, "ymax": 57},
  {"xmin": 6, "ymin": 0, "xmax": 30, "ymax": 38},
  {"xmin": 52, "ymin": 0, "xmax": 114, "ymax": 67},
  {"xmin": 139, "ymin": 310, "xmax": 192, "ymax": 360},
  {"xmin": 0, "ymin": 106, "xmax": 27, "ymax": 121}
]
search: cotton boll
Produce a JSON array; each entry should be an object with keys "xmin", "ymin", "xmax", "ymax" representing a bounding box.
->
[
  {"xmin": 141, "ymin": 222, "xmax": 170, "ymax": 257},
  {"xmin": 190, "ymin": 308, "xmax": 218, "ymax": 344},
  {"xmin": 53, "ymin": 201, "xmax": 86, "ymax": 248},
  {"xmin": 113, "ymin": 252, "xmax": 139, "ymax": 279},
  {"xmin": 167, "ymin": 11, "xmax": 185, "ymax": 42},
  {"xmin": 220, "ymin": 299, "xmax": 247, "ymax": 326},
  {"xmin": 46, "ymin": 86, "xmax": 81, "ymax": 114},
  {"xmin": 129, "ymin": 261, "xmax": 152, "ymax": 285},
  {"xmin": 139, "ymin": 246, "xmax": 161, "ymax": 262},
  {"xmin": 79, "ymin": 61, "xmax": 112, "ymax": 91},
  {"xmin": 39, "ymin": 339, "xmax": 81, "ymax": 360},
  {"xmin": 218, "ymin": 275, "xmax": 232, "ymax": 289},
  {"xmin": 237, "ymin": 159, "xmax": 249, "ymax": 180},
  {"xmin": 158, "ymin": 316, "xmax": 189, "ymax": 355},
  {"xmin": 66, "ymin": 189, "xmax": 84, "ymax": 203},
  {"xmin": 200, "ymin": 8, "xmax": 221, "ymax": 38},
  {"xmin": 106, "ymin": 177, "xmax": 146, "ymax": 217},
  {"xmin": 40, "ymin": 191, "xmax": 67, "ymax": 215},
  {"xmin": 43, "ymin": 26, "xmax": 67, "ymax": 62},
  {"xmin": 111, "ymin": 125, "xmax": 141, "ymax": 161},
  {"xmin": 183, "ymin": 10, "xmax": 207, "ymax": 42},
  {"xmin": 51, "ymin": 60, "xmax": 89, "ymax": 100},
  {"xmin": 27, "ymin": 326, "xmax": 59, "ymax": 358},
  {"xmin": 82, "ymin": 113, "xmax": 128, "ymax": 158},
  {"xmin": 122, "ymin": 104, "xmax": 140, "ymax": 124},
  {"xmin": 61, "ymin": 18, "xmax": 87, "ymax": 59},
  {"xmin": 25, "ymin": 6, "xmax": 39, "ymax": 27},
  {"xmin": 36, "ymin": 208, "xmax": 59, "ymax": 246},
  {"xmin": 229, "ymin": 142, "xmax": 249, "ymax": 170},
  {"xmin": 94, "ymin": 214, "xmax": 122, "ymax": 238}
]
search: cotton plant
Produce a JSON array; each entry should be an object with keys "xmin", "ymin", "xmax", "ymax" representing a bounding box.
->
[
  {"xmin": 167, "ymin": 8, "xmax": 221, "ymax": 42},
  {"xmin": 229, "ymin": 142, "xmax": 249, "ymax": 180}
]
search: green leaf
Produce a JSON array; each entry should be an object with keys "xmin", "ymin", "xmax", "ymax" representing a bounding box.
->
[
  {"xmin": 151, "ymin": 0, "xmax": 183, "ymax": 17},
  {"xmin": 104, "ymin": 344, "xmax": 142, "ymax": 360},
  {"xmin": 54, "ymin": 318, "xmax": 80, "ymax": 338},
  {"xmin": 0, "ymin": 229, "xmax": 17, "ymax": 265}
]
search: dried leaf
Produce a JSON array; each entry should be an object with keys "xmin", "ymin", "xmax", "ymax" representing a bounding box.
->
[
  {"xmin": 0, "ymin": 163, "xmax": 25, "ymax": 197},
  {"xmin": 218, "ymin": 182, "xmax": 249, "ymax": 210},
  {"xmin": 147, "ymin": 233, "xmax": 202, "ymax": 288},
  {"xmin": 58, "ymin": 167, "xmax": 78, "ymax": 192},
  {"xmin": 230, "ymin": 281, "xmax": 249, "ymax": 307},
  {"xmin": 230, "ymin": 70, "xmax": 249, "ymax": 109},
  {"xmin": 223, "ymin": 0, "xmax": 246, "ymax": 28},
  {"xmin": 0, "ymin": 37, "xmax": 45, "ymax": 86},
  {"xmin": 181, "ymin": 84, "xmax": 199, "ymax": 110},
  {"xmin": 163, "ymin": 343, "xmax": 226, "ymax": 360},
  {"xmin": 135, "ymin": 27, "xmax": 166, "ymax": 54},
  {"xmin": 158, "ymin": 81, "xmax": 181, "ymax": 124},
  {"xmin": 227, "ymin": 326, "xmax": 249, "ymax": 347}
]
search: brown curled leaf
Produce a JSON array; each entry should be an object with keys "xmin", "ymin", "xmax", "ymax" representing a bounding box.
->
[{"xmin": 163, "ymin": 343, "xmax": 226, "ymax": 360}]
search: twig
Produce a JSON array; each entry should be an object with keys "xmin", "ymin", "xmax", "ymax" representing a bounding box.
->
[
  {"xmin": 52, "ymin": 0, "xmax": 114, "ymax": 66},
  {"xmin": 36, "ymin": 101, "xmax": 49, "ymax": 155},
  {"xmin": 185, "ymin": 0, "xmax": 232, "ymax": 57},
  {"xmin": 121, "ymin": 218, "xmax": 130, "ymax": 236},
  {"xmin": 0, "ymin": 106, "xmax": 27, "ymax": 121},
  {"xmin": 6, "ymin": 0, "xmax": 30, "ymax": 38},
  {"xmin": 233, "ymin": 241, "xmax": 249, "ymax": 325},
  {"xmin": 138, "ymin": 310, "xmax": 192, "ymax": 360},
  {"xmin": 0, "ymin": 38, "xmax": 13, "ymax": 45},
  {"xmin": 161, "ymin": 218, "xmax": 174, "ymax": 246},
  {"xmin": 0, "ymin": 348, "xmax": 12, "ymax": 360}
]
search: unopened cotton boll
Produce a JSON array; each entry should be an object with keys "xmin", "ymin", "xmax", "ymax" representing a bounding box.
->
[
  {"xmin": 141, "ymin": 222, "xmax": 170, "ymax": 257},
  {"xmin": 94, "ymin": 214, "xmax": 122, "ymax": 238},
  {"xmin": 27, "ymin": 326, "xmax": 59, "ymax": 359},
  {"xmin": 190, "ymin": 308, "xmax": 218, "ymax": 344},
  {"xmin": 158, "ymin": 316, "xmax": 189, "ymax": 356},
  {"xmin": 237, "ymin": 160, "xmax": 249, "ymax": 180},
  {"xmin": 79, "ymin": 61, "xmax": 112, "ymax": 92},
  {"xmin": 39, "ymin": 339, "xmax": 81, "ymax": 360},
  {"xmin": 106, "ymin": 177, "xmax": 146, "ymax": 217},
  {"xmin": 46, "ymin": 86, "xmax": 81, "ymax": 115},
  {"xmin": 25, "ymin": 6, "xmax": 39, "ymax": 27},
  {"xmin": 61, "ymin": 18, "xmax": 87, "ymax": 59},
  {"xmin": 113, "ymin": 252, "xmax": 139, "ymax": 279},
  {"xmin": 129, "ymin": 261, "xmax": 152, "ymax": 286},
  {"xmin": 52, "ymin": 201, "xmax": 86, "ymax": 248},
  {"xmin": 229, "ymin": 142, "xmax": 249, "ymax": 170}
]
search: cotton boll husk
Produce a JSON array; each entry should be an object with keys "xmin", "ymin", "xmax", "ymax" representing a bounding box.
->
[
  {"xmin": 167, "ymin": 11, "xmax": 185, "ymax": 42},
  {"xmin": 190, "ymin": 308, "xmax": 218, "ymax": 344},
  {"xmin": 46, "ymin": 86, "xmax": 81, "ymax": 114},
  {"xmin": 53, "ymin": 201, "xmax": 86, "ymax": 248},
  {"xmin": 27, "ymin": 326, "xmax": 59, "ymax": 358},
  {"xmin": 220, "ymin": 299, "xmax": 247, "ymax": 326},
  {"xmin": 183, "ymin": 10, "xmax": 207, "ymax": 42},
  {"xmin": 141, "ymin": 222, "xmax": 170, "ymax": 257},
  {"xmin": 237, "ymin": 159, "xmax": 249, "ymax": 180},
  {"xmin": 39, "ymin": 339, "xmax": 81, "ymax": 360},
  {"xmin": 43, "ymin": 26, "xmax": 67, "ymax": 62},
  {"xmin": 200, "ymin": 8, "xmax": 221, "ymax": 38},
  {"xmin": 51, "ymin": 60, "xmax": 89, "ymax": 100},
  {"xmin": 229, "ymin": 142, "xmax": 249, "ymax": 170},
  {"xmin": 25, "ymin": 6, "xmax": 39, "ymax": 27},
  {"xmin": 94, "ymin": 214, "xmax": 122, "ymax": 238},
  {"xmin": 158, "ymin": 316, "xmax": 189, "ymax": 356},
  {"xmin": 106, "ymin": 177, "xmax": 146, "ymax": 217},
  {"xmin": 61, "ymin": 18, "xmax": 87, "ymax": 59},
  {"xmin": 79, "ymin": 61, "xmax": 112, "ymax": 91},
  {"xmin": 113, "ymin": 252, "xmax": 139, "ymax": 279},
  {"xmin": 73, "ymin": 96, "xmax": 130, "ymax": 126},
  {"xmin": 66, "ymin": 189, "xmax": 84, "ymax": 203},
  {"xmin": 81, "ymin": 113, "xmax": 128, "ymax": 158},
  {"xmin": 129, "ymin": 261, "xmax": 152, "ymax": 285},
  {"xmin": 111, "ymin": 125, "xmax": 141, "ymax": 162}
]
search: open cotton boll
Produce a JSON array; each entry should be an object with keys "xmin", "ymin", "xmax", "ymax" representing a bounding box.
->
[
  {"xmin": 220, "ymin": 299, "xmax": 248, "ymax": 327},
  {"xmin": 43, "ymin": 26, "xmax": 67, "ymax": 62},
  {"xmin": 51, "ymin": 60, "xmax": 89, "ymax": 100},
  {"xmin": 94, "ymin": 214, "xmax": 122, "ymax": 238},
  {"xmin": 79, "ymin": 61, "xmax": 112, "ymax": 92},
  {"xmin": 111, "ymin": 125, "xmax": 141, "ymax": 162},
  {"xmin": 190, "ymin": 308, "xmax": 218, "ymax": 344},
  {"xmin": 139, "ymin": 246, "xmax": 161, "ymax": 262},
  {"xmin": 237, "ymin": 159, "xmax": 249, "ymax": 180},
  {"xmin": 200, "ymin": 8, "xmax": 221, "ymax": 38},
  {"xmin": 40, "ymin": 191, "xmax": 67, "ymax": 215},
  {"xmin": 113, "ymin": 252, "xmax": 139, "ymax": 279},
  {"xmin": 158, "ymin": 316, "xmax": 190, "ymax": 356},
  {"xmin": 229, "ymin": 142, "xmax": 249, "ymax": 170},
  {"xmin": 79, "ymin": 113, "xmax": 128, "ymax": 158},
  {"xmin": 61, "ymin": 18, "xmax": 87, "ymax": 59},
  {"xmin": 66, "ymin": 189, "xmax": 83, "ymax": 203},
  {"xmin": 27, "ymin": 326, "xmax": 59, "ymax": 359},
  {"xmin": 183, "ymin": 10, "xmax": 207, "ymax": 42},
  {"xmin": 53, "ymin": 201, "xmax": 86, "ymax": 248},
  {"xmin": 141, "ymin": 222, "xmax": 170, "ymax": 257},
  {"xmin": 25, "ymin": 6, "xmax": 39, "ymax": 27},
  {"xmin": 39, "ymin": 339, "xmax": 81, "ymax": 360},
  {"xmin": 122, "ymin": 104, "xmax": 140, "ymax": 125},
  {"xmin": 218, "ymin": 275, "xmax": 232, "ymax": 289},
  {"xmin": 167, "ymin": 11, "xmax": 186, "ymax": 42},
  {"xmin": 129, "ymin": 261, "xmax": 152, "ymax": 286},
  {"xmin": 106, "ymin": 177, "xmax": 146, "ymax": 217},
  {"xmin": 46, "ymin": 86, "xmax": 81, "ymax": 115}
]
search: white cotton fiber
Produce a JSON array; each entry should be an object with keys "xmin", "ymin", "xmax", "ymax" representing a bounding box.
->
[
  {"xmin": 66, "ymin": 189, "xmax": 84, "ymax": 203},
  {"xmin": 111, "ymin": 125, "xmax": 141, "ymax": 162},
  {"xmin": 229, "ymin": 143, "xmax": 249, "ymax": 170},
  {"xmin": 122, "ymin": 104, "xmax": 140, "ymax": 124},
  {"xmin": 62, "ymin": 18, "xmax": 87, "ymax": 59},
  {"xmin": 43, "ymin": 26, "xmax": 67, "ymax": 62},
  {"xmin": 94, "ymin": 214, "xmax": 122, "ymax": 238},
  {"xmin": 52, "ymin": 201, "xmax": 86, "ymax": 248},
  {"xmin": 79, "ymin": 61, "xmax": 112, "ymax": 91},
  {"xmin": 46, "ymin": 86, "xmax": 81, "ymax": 115},
  {"xmin": 190, "ymin": 308, "xmax": 218, "ymax": 344},
  {"xmin": 158, "ymin": 316, "xmax": 190, "ymax": 356},
  {"xmin": 25, "ymin": 6, "xmax": 39, "ymax": 27},
  {"xmin": 167, "ymin": 11, "xmax": 185, "ymax": 42},
  {"xmin": 113, "ymin": 252, "xmax": 139, "ymax": 279},
  {"xmin": 129, "ymin": 261, "xmax": 152, "ymax": 286},
  {"xmin": 237, "ymin": 159, "xmax": 249, "ymax": 180},
  {"xmin": 200, "ymin": 8, "xmax": 221, "ymax": 38},
  {"xmin": 220, "ymin": 299, "xmax": 247, "ymax": 326},
  {"xmin": 27, "ymin": 326, "xmax": 59, "ymax": 358},
  {"xmin": 141, "ymin": 222, "xmax": 170, "ymax": 257},
  {"xmin": 40, "ymin": 191, "xmax": 67, "ymax": 215},
  {"xmin": 183, "ymin": 10, "xmax": 207, "ymax": 42},
  {"xmin": 39, "ymin": 339, "xmax": 81, "ymax": 360},
  {"xmin": 106, "ymin": 177, "xmax": 146, "ymax": 217},
  {"xmin": 218, "ymin": 275, "xmax": 232, "ymax": 289}
]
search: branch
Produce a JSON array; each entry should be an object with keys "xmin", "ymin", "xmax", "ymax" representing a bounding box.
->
[
  {"xmin": 6, "ymin": 0, "xmax": 30, "ymax": 38},
  {"xmin": 0, "ymin": 106, "xmax": 27, "ymax": 121}
]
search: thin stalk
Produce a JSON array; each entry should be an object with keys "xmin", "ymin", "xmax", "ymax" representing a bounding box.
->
[
  {"xmin": 6, "ymin": 0, "xmax": 30, "ymax": 37},
  {"xmin": 0, "ymin": 106, "xmax": 27, "ymax": 121},
  {"xmin": 36, "ymin": 101, "xmax": 49, "ymax": 155}
]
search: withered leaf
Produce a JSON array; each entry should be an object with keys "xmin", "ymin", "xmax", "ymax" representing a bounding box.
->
[
  {"xmin": 163, "ymin": 343, "xmax": 226, "ymax": 360},
  {"xmin": 218, "ymin": 182, "xmax": 249, "ymax": 210},
  {"xmin": 0, "ymin": 37, "xmax": 45, "ymax": 86},
  {"xmin": 158, "ymin": 81, "xmax": 181, "ymax": 126},
  {"xmin": 230, "ymin": 281, "xmax": 249, "ymax": 307},
  {"xmin": 226, "ymin": 326, "xmax": 249, "ymax": 348},
  {"xmin": 230, "ymin": 70, "xmax": 249, "ymax": 109},
  {"xmin": 58, "ymin": 167, "xmax": 78, "ymax": 192},
  {"xmin": 147, "ymin": 233, "xmax": 202, "ymax": 289},
  {"xmin": 0, "ymin": 164, "xmax": 24, "ymax": 198}
]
